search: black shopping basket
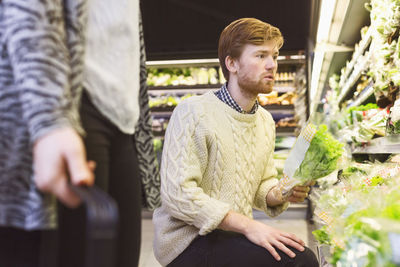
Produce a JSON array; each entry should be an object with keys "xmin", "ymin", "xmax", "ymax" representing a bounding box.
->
[
  {"xmin": 70, "ymin": 184, "xmax": 119, "ymax": 267},
  {"xmin": 53, "ymin": 184, "xmax": 119, "ymax": 267}
]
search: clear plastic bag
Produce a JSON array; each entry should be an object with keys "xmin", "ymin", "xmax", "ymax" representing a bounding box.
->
[{"xmin": 277, "ymin": 122, "xmax": 346, "ymax": 196}]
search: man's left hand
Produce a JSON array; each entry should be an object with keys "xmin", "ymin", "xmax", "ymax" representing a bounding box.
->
[{"xmin": 288, "ymin": 181, "xmax": 315, "ymax": 203}]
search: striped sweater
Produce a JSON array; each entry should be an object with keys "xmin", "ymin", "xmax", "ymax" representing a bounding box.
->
[
  {"xmin": 0, "ymin": 0, "xmax": 160, "ymax": 230},
  {"xmin": 0, "ymin": 0, "xmax": 87, "ymax": 230}
]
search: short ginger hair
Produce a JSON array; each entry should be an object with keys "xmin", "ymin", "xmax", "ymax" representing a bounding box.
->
[{"xmin": 218, "ymin": 18, "xmax": 284, "ymax": 81}]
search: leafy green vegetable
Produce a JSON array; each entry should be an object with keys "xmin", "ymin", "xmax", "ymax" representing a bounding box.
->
[
  {"xmin": 294, "ymin": 124, "xmax": 344, "ymax": 181},
  {"xmin": 312, "ymin": 227, "xmax": 331, "ymax": 245},
  {"xmin": 341, "ymin": 166, "xmax": 367, "ymax": 179},
  {"xmin": 394, "ymin": 120, "xmax": 400, "ymax": 134},
  {"xmin": 334, "ymin": 218, "xmax": 400, "ymax": 267},
  {"xmin": 381, "ymin": 203, "xmax": 400, "ymax": 220},
  {"xmin": 370, "ymin": 175, "xmax": 385, "ymax": 187},
  {"xmin": 346, "ymin": 103, "xmax": 379, "ymax": 125}
]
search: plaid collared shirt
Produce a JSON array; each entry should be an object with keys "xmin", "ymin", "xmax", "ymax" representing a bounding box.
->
[{"xmin": 214, "ymin": 83, "xmax": 259, "ymax": 114}]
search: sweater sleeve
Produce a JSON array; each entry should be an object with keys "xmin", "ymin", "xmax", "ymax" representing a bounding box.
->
[
  {"xmin": 160, "ymin": 99, "xmax": 231, "ymax": 235},
  {"xmin": 3, "ymin": 0, "xmax": 78, "ymax": 143},
  {"xmin": 253, "ymin": 111, "xmax": 289, "ymax": 217}
]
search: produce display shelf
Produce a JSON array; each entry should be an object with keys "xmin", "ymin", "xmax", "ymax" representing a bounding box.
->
[
  {"xmin": 337, "ymin": 53, "xmax": 370, "ymax": 105},
  {"xmin": 153, "ymin": 130, "xmax": 166, "ymax": 137},
  {"xmin": 262, "ymin": 104, "xmax": 294, "ymax": 111},
  {"xmin": 150, "ymin": 106, "xmax": 175, "ymax": 112},
  {"xmin": 146, "ymin": 58, "xmax": 220, "ymax": 68},
  {"xmin": 151, "ymin": 104, "xmax": 295, "ymax": 114},
  {"xmin": 308, "ymin": 217, "xmax": 333, "ymax": 267},
  {"xmin": 339, "ymin": 28, "xmax": 372, "ymax": 86},
  {"xmin": 347, "ymin": 82, "xmax": 374, "ymax": 108},
  {"xmin": 317, "ymin": 245, "xmax": 333, "ymax": 267},
  {"xmin": 148, "ymin": 85, "xmax": 296, "ymax": 93},
  {"xmin": 146, "ymin": 55, "xmax": 305, "ymax": 68},
  {"xmin": 148, "ymin": 84, "xmax": 222, "ymax": 91},
  {"xmin": 274, "ymin": 86, "xmax": 296, "ymax": 93},
  {"xmin": 153, "ymin": 127, "xmax": 296, "ymax": 137},
  {"xmin": 352, "ymin": 135, "xmax": 400, "ymax": 154},
  {"xmin": 276, "ymin": 127, "xmax": 296, "ymax": 136},
  {"xmin": 264, "ymin": 105, "xmax": 295, "ymax": 118}
]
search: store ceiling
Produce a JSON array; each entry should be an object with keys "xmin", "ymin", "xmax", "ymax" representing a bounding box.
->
[{"xmin": 141, "ymin": 0, "xmax": 316, "ymax": 60}]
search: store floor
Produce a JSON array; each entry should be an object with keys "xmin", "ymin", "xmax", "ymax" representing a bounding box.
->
[{"xmin": 139, "ymin": 205, "xmax": 317, "ymax": 267}]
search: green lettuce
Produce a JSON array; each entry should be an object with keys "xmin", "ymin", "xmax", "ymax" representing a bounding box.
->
[
  {"xmin": 312, "ymin": 227, "xmax": 331, "ymax": 245},
  {"xmin": 294, "ymin": 124, "xmax": 344, "ymax": 181}
]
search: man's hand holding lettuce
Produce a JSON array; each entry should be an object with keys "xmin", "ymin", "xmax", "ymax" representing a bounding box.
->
[{"xmin": 278, "ymin": 124, "xmax": 345, "ymax": 197}]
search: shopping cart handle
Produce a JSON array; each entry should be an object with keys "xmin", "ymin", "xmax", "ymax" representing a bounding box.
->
[{"xmin": 69, "ymin": 184, "xmax": 119, "ymax": 267}]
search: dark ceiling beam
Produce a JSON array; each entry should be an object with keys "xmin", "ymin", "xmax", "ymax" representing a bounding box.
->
[{"xmin": 166, "ymin": 0, "xmax": 236, "ymax": 22}]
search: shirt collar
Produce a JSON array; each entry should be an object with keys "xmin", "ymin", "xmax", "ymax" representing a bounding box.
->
[{"xmin": 215, "ymin": 83, "xmax": 259, "ymax": 114}]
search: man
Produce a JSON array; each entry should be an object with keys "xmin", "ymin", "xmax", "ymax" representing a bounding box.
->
[{"xmin": 153, "ymin": 18, "xmax": 319, "ymax": 267}]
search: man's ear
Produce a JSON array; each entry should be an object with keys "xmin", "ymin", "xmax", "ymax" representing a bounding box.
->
[{"xmin": 225, "ymin": 55, "xmax": 238, "ymax": 74}]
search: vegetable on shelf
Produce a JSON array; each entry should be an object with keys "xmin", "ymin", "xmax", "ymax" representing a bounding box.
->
[{"xmin": 311, "ymin": 159, "xmax": 400, "ymax": 267}]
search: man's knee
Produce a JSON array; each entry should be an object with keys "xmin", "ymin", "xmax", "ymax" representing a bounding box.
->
[{"xmin": 294, "ymin": 246, "xmax": 319, "ymax": 267}]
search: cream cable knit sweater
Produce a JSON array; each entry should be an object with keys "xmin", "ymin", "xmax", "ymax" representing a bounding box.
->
[{"xmin": 153, "ymin": 91, "xmax": 289, "ymax": 266}]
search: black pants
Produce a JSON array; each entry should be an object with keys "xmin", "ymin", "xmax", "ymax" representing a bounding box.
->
[
  {"xmin": 168, "ymin": 230, "xmax": 319, "ymax": 267},
  {"xmin": 0, "ymin": 227, "xmax": 41, "ymax": 267},
  {"xmin": 58, "ymin": 91, "xmax": 142, "ymax": 267},
  {"xmin": 0, "ymin": 226, "xmax": 58, "ymax": 267}
]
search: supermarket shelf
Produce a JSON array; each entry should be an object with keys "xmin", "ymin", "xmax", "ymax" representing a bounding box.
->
[
  {"xmin": 151, "ymin": 104, "xmax": 295, "ymax": 114},
  {"xmin": 337, "ymin": 53, "xmax": 370, "ymax": 105},
  {"xmin": 276, "ymin": 127, "xmax": 296, "ymax": 136},
  {"xmin": 148, "ymin": 84, "xmax": 221, "ymax": 91},
  {"xmin": 352, "ymin": 135, "xmax": 400, "ymax": 154},
  {"xmin": 263, "ymin": 105, "xmax": 295, "ymax": 118},
  {"xmin": 146, "ymin": 58, "xmax": 220, "ymax": 68},
  {"xmin": 150, "ymin": 106, "xmax": 175, "ymax": 112},
  {"xmin": 289, "ymin": 202, "xmax": 308, "ymax": 209},
  {"xmin": 153, "ymin": 127, "xmax": 295, "ymax": 137},
  {"xmin": 308, "ymin": 216, "xmax": 333, "ymax": 266},
  {"xmin": 317, "ymin": 245, "xmax": 333, "ymax": 267},
  {"xmin": 347, "ymin": 82, "xmax": 374, "ymax": 108},
  {"xmin": 146, "ymin": 56, "xmax": 305, "ymax": 68},
  {"xmin": 274, "ymin": 86, "xmax": 296, "ymax": 93},
  {"xmin": 262, "ymin": 104, "xmax": 294, "ymax": 111},
  {"xmin": 340, "ymin": 28, "xmax": 372, "ymax": 86},
  {"xmin": 153, "ymin": 130, "xmax": 166, "ymax": 137},
  {"xmin": 253, "ymin": 200, "xmax": 308, "ymax": 220},
  {"xmin": 148, "ymin": 84, "xmax": 295, "ymax": 93}
]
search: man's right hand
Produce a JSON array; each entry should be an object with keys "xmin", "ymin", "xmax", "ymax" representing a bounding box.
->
[
  {"xmin": 243, "ymin": 219, "xmax": 305, "ymax": 261},
  {"xmin": 33, "ymin": 127, "xmax": 95, "ymax": 208},
  {"xmin": 219, "ymin": 211, "xmax": 305, "ymax": 261}
]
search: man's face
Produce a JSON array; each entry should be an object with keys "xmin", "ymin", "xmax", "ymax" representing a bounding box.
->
[{"xmin": 235, "ymin": 41, "xmax": 279, "ymax": 95}]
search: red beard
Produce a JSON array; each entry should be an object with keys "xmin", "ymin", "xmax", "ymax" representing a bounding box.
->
[{"xmin": 237, "ymin": 72, "xmax": 274, "ymax": 96}]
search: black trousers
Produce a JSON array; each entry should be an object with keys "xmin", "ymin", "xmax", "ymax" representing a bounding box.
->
[
  {"xmin": 0, "ymin": 227, "xmax": 41, "ymax": 267},
  {"xmin": 168, "ymin": 229, "xmax": 319, "ymax": 267},
  {"xmin": 58, "ymin": 91, "xmax": 142, "ymax": 267}
]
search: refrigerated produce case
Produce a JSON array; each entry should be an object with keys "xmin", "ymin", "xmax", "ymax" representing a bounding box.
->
[{"xmin": 309, "ymin": 1, "xmax": 400, "ymax": 266}]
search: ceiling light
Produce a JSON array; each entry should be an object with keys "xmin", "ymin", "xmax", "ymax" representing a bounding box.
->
[{"xmin": 310, "ymin": 0, "xmax": 337, "ymax": 112}]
